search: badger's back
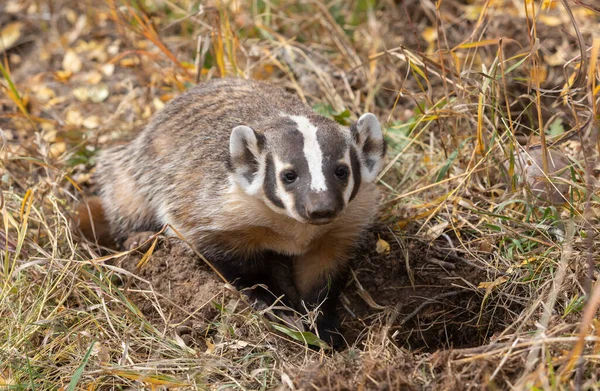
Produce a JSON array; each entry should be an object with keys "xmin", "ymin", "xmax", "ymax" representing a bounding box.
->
[
  {"xmin": 144, "ymin": 78, "xmax": 310, "ymax": 162},
  {"xmin": 95, "ymin": 78, "xmax": 315, "ymax": 242}
]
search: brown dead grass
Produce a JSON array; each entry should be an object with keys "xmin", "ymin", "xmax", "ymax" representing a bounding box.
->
[{"xmin": 1, "ymin": 0, "xmax": 599, "ymax": 390}]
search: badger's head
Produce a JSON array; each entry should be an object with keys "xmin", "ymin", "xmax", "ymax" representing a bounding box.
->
[{"xmin": 228, "ymin": 112, "xmax": 386, "ymax": 225}]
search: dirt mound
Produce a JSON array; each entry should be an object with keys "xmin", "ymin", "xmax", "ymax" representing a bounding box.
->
[
  {"xmin": 116, "ymin": 222, "xmax": 505, "ymax": 353},
  {"xmin": 117, "ymin": 242, "xmax": 230, "ymax": 348}
]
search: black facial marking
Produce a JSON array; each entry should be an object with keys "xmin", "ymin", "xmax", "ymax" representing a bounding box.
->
[
  {"xmin": 264, "ymin": 153, "xmax": 284, "ymax": 208},
  {"xmin": 255, "ymin": 132, "xmax": 266, "ymax": 152},
  {"xmin": 362, "ymin": 135, "xmax": 379, "ymax": 156},
  {"xmin": 242, "ymin": 139, "xmax": 259, "ymax": 182},
  {"xmin": 349, "ymin": 147, "xmax": 362, "ymax": 201}
]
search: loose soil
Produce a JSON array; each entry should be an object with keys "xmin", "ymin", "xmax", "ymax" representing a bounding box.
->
[{"xmin": 116, "ymin": 221, "xmax": 507, "ymax": 354}]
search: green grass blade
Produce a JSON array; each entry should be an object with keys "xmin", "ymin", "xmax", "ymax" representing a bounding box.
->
[{"xmin": 67, "ymin": 340, "xmax": 95, "ymax": 391}]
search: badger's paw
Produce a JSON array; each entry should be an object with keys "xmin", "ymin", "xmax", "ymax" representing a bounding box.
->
[
  {"xmin": 315, "ymin": 316, "xmax": 345, "ymax": 351},
  {"xmin": 243, "ymin": 285, "xmax": 304, "ymax": 332}
]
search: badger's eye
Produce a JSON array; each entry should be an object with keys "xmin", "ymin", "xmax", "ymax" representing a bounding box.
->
[
  {"xmin": 282, "ymin": 170, "xmax": 298, "ymax": 184},
  {"xmin": 335, "ymin": 166, "xmax": 349, "ymax": 180}
]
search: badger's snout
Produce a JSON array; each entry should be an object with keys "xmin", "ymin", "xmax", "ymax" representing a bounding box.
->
[{"xmin": 304, "ymin": 191, "xmax": 343, "ymax": 225}]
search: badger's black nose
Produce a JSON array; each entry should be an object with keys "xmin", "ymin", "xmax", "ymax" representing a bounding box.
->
[
  {"xmin": 305, "ymin": 192, "xmax": 341, "ymax": 224},
  {"xmin": 308, "ymin": 208, "xmax": 337, "ymax": 220}
]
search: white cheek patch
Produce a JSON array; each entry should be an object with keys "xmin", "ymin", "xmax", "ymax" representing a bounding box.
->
[
  {"xmin": 287, "ymin": 114, "xmax": 328, "ymax": 193},
  {"xmin": 342, "ymin": 149, "xmax": 354, "ymax": 206},
  {"xmin": 273, "ymin": 155, "xmax": 304, "ymax": 221}
]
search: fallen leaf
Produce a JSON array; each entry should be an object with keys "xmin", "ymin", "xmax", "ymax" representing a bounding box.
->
[
  {"xmin": 65, "ymin": 109, "xmax": 84, "ymax": 126},
  {"xmin": 478, "ymin": 240, "xmax": 493, "ymax": 253},
  {"xmin": 539, "ymin": 14, "xmax": 563, "ymax": 26},
  {"xmin": 83, "ymin": 116, "xmax": 100, "ymax": 129},
  {"xmin": 422, "ymin": 27, "xmax": 437, "ymax": 44},
  {"xmin": 375, "ymin": 236, "xmax": 390, "ymax": 254},
  {"xmin": 0, "ymin": 22, "xmax": 23, "ymax": 53},
  {"xmin": 153, "ymin": 97, "xmax": 165, "ymax": 111},
  {"xmin": 9, "ymin": 53, "xmax": 21, "ymax": 65},
  {"xmin": 49, "ymin": 142, "xmax": 66, "ymax": 158},
  {"xmin": 204, "ymin": 338, "xmax": 215, "ymax": 354},
  {"xmin": 73, "ymin": 87, "xmax": 88, "ymax": 101},
  {"xmin": 84, "ymin": 70, "xmax": 103, "ymax": 84},
  {"xmin": 54, "ymin": 70, "xmax": 73, "ymax": 82},
  {"xmin": 478, "ymin": 276, "xmax": 508, "ymax": 290},
  {"xmin": 88, "ymin": 84, "xmax": 109, "ymax": 102},
  {"xmin": 34, "ymin": 86, "xmax": 56, "ymax": 103},
  {"xmin": 98, "ymin": 343, "xmax": 110, "ymax": 364},
  {"xmin": 5, "ymin": 1, "xmax": 26, "ymax": 13},
  {"xmin": 100, "ymin": 63, "xmax": 115, "ymax": 76},
  {"xmin": 42, "ymin": 128, "xmax": 57, "ymax": 142},
  {"xmin": 425, "ymin": 221, "xmax": 449, "ymax": 240},
  {"xmin": 62, "ymin": 49, "xmax": 82, "ymax": 73}
]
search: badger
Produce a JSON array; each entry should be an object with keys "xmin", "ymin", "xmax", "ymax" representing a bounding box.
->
[{"xmin": 85, "ymin": 78, "xmax": 386, "ymax": 349}]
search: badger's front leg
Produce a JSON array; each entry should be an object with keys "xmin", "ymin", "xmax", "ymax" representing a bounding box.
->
[
  {"xmin": 294, "ymin": 242, "xmax": 350, "ymax": 350},
  {"xmin": 211, "ymin": 251, "xmax": 299, "ymax": 311}
]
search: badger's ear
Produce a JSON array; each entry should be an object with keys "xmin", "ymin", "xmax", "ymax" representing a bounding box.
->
[
  {"xmin": 351, "ymin": 113, "xmax": 386, "ymax": 183},
  {"xmin": 229, "ymin": 125, "xmax": 264, "ymax": 192}
]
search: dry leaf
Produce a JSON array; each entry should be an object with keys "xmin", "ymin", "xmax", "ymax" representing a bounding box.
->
[
  {"xmin": 9, "ymin": 53, "xmax": 21, "ymax": 65},
  {"xmin": 88, "ymin": 84, "xmax": 109, "ymax": 102},
  {"xmin": 5, "ymin": 0, "xmax": 26, "ymax": 13},
  {"xmin": 54, "ymin": 70, "xmax": 73, "ymax": 81},
  {"xmin": 42, "ymin": 128, "xmax": 57, "ymax": 142},
  {"xmin": 422, "ymin": 27, "xmax": 437, "ymax": 44},
  {"xmin": 62, "ymin": 49, "xmax": 82, "ymax": 73},
  {"xmin": 49, "ymin": 142, "xmax": 66, "ymax": 158},
  {"xmin": 478, "ymin": 240, "xmax": 493, "ymax": 253},
  {"xmin": 65, "ymin": 109, "xmax": 84, "ymax": 126},
  {"xmin": 539, "ymin": 14, "xmax": 563, "ymax": 26},
  {"xmin": 205, "ymin": 338, "xmax": 215, "ymax": 354},
  {"xmin": 100, "ymin": 63, "xmax": 115, "ymax": 76},
  {"xmin": 425, "ymin": 221, "xmax": 449, "ymax": 240},
  {"xmin": 34, "ymin": 86, "xmax": 56, "ymax": 103},
  {"xmin": 73, "ymin": 87, "xmax": 88, "ymax": 101},
  {"xmin": 0, "ymin": 22, "xmax": 23, "ymax": 53},
  {"xmin": 375, "ymin": 237, "xmax": 390, "ymax": 254},
  {"xmin": 98, "ymin": 343, "xmax": 110, "ymax": 364},
  {"xmin": 477, "ymin": 276, "xmax": 508, "ymax": 290},
  {"xmin": 84, "ymin": 70, "xmax": 103, "ymax": 84},
  {"xmin": 153, "ymin": 97, "xmax": 165, "ymax": 111},
  {"xmin": 83, "ymin": 116, "xmax": 100, "ymax": 129}
]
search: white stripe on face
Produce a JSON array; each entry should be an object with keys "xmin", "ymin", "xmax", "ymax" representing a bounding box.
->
[
  {"xmin": 342, "ymin": 148, "xmax": 354, "ymax": 205},
  {"xmin": 287, "ymin": 115, "xmax": 328, "ymax": 192}
]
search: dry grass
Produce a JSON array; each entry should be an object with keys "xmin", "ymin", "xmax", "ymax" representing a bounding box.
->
[{"xmin": 1, "ymin": 0, "xmax": 599, "ymax": 389}]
